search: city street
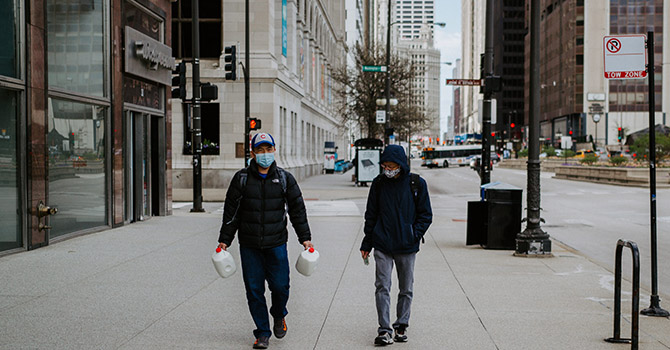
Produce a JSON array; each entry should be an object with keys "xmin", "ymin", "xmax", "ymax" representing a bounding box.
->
[
  {"xmin": 417, "ymin": 160, "xmax": 670, "ymax": 303},
  {"xmin": 2, "ymin": 163, "xmax": 670, "ymax": 349}
]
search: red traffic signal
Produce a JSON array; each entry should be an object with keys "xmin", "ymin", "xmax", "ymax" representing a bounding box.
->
[
  {"xmin": 249, "ymin": 118, "xmax": 261, "ymax": 130},
  {"xmin": 510, "ymin": 123, "xmax": 515, "ymax": 129},
  {"xmin": 568, "ymin": 130, "xmax": 573, "ymax": 135},
  {"xmin": 491, "ymin": 132, "xmax": 495, "ymax": 137}
]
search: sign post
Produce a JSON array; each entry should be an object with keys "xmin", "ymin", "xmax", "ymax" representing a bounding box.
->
[{"xmin": 604, "ymin": 32, "xmax": 668, "ymax": 317}]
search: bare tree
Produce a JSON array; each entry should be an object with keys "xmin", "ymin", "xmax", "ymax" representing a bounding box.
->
[{"xmin": 332, "ymin": 43, "xmax": 426, "ymax": 140}]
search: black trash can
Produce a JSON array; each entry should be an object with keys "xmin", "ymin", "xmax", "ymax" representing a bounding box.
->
[{"xmin": 466, "ymin": 182, "xmax": 522, "ymax": 250}]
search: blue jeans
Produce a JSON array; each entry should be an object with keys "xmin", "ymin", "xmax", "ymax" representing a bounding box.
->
[{"xmin": 240, "ymin": 244, "xmax": 290, "ymax": 338}]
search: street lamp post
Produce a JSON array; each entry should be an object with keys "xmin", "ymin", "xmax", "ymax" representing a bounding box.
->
[{"xmin": 515, "ymin": 0, "xmax": 551, "ymax": 256}]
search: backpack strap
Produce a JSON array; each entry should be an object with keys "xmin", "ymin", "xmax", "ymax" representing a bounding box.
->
[
  {"xmin": 276, "ymin": 168, "xmax": 288, "ymax": 196},
  {"xmin": 239, "ymin": 168, "xmax": 248, "ymax": 189},
  {"xmin": 409, "ymin": 173, "xmax": 420, "ymax": 202}
]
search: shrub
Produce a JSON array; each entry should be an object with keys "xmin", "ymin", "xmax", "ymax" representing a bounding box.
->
[
  {"xmin": 518, "ymin": 148, "xmax": 529, "ymax": 157},
  {"xmin": 580, "ymin": 154, "xmax": 599, "ymax": 165},
  {"xmin": 542, "ymin": 146, "xmax": 556, "ymax": 157},
  {"xmin": 609, "ymin": 156, "xmax": 627, "ymax": 166},
  {"xmin": 562, "ymin": 150, "xmax": 575, "ymax": 158}
]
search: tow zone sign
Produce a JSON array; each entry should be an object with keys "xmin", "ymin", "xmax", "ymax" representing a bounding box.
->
[{"xmin": 603, "ymin": 35, "xmax": 647, "ymax": 79}]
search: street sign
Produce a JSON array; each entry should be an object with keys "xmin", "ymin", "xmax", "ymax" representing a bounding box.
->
[
  {"xmin": 375, "ymin": 110, "xmax": 386, "ymax": 124},
  {"xmin": 362, "ymin": 65, "xmax": 387, "ymax": 72},
  {"xmin": 603, "ymin": 35, "xmax": 647, "ymax": 79},
  {"xmin": 446, "ymin": 79, "xmax": 482, "ymax": 86}
]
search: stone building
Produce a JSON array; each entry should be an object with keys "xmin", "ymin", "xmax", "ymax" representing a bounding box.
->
[{"xmin": 170, "ymin": 0, "xmax": 348, "ymax": 201}]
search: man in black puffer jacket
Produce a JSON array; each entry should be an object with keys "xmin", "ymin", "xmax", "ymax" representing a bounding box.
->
[
  {"xmin": 360, "ymin": 144, "xmax": 432, "ymax": 346},
  {"xmin": 218, "ymin": 133, "xmax": 313, "ymax": 349}
]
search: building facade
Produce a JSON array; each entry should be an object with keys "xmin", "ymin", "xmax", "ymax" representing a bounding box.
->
[
  {"xmin": 527, "ymin": 0, "xmax": 668, "ymax": 149},
  {"xmin": 170, "ymin": 0, "xmax": 348, "ymax": 201},
  {"xmin": 1, "ymin": 0, "xmax": 174, "ymax": 255}
]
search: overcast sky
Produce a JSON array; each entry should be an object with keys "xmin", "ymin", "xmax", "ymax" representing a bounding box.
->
[{"xmin": 434, "ymin": 1, "xmax": 462, "ymax": 138}]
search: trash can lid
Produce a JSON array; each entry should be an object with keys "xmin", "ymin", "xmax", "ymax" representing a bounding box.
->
[{"xmin": 480, "ymin": 182, "xmax": 521, "ymax": 191}]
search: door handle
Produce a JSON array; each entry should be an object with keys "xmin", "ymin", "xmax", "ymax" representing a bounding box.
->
[
  {"xmin": 37, "ymin": 201, "xmax": 58, "ymax": 217},
  {"xmin": 38, "ymin": 223, "xmax": 52, "ymax": 231}
]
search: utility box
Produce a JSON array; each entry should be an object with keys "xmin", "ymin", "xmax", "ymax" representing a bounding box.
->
[{"xmin": 466, "ymin": 182, "xmax": 522, "ymax": 250}]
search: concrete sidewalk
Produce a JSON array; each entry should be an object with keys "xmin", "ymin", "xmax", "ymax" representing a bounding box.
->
[{"xmin": 1, "ymin": 171, "xmax": 669, "ymax": 349}]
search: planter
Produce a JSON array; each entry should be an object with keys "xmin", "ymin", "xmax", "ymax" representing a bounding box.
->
[{"xmin": 554, "ymin": 165, "xmax": 670, "ymax": 188}]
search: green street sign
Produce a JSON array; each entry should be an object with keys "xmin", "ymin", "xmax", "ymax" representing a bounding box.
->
[{"xmin": 362, "ymin": 65, "xmax": 387, "ymax": 72}]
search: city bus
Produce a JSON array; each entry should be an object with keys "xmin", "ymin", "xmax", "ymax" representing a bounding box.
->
[{"xmin": 421, "ymin": 145, "xmax": 481, "ymax": 168}]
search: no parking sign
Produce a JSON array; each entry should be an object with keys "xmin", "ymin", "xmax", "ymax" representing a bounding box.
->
[{"xmin": 603, "ymin": 35, "xmax": 647, "ymax": 79}]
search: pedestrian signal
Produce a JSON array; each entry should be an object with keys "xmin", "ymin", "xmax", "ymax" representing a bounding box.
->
[{"xmin": 249, "ymin": 118, "xmax": 261, "ymax": 130}]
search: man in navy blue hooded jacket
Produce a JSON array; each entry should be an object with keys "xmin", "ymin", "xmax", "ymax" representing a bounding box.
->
[{"xmin": 360, "ymin": 144, "xmax": 433, "ymax": 346}]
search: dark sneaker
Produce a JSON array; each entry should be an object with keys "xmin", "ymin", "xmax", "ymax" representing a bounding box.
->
[
  {"xmin": 394, "ymin": 327, "xmax": 408, "ymax": 342},
  {"xmin": 374, "ymin": 332, "xmax": 394, "ymax": 346},
  {"xmin": 273, "ymin": 317, "xmax": 287, "ymax": 339},
  {"xmin": 253, "ymin": 336, "xmax": 269, "ymax": 349}
]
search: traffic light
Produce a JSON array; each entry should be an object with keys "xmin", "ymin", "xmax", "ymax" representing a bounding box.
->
[
  {"xmin": 224, "ymin": 46, "xmax": 237, "ymax": 81},
  {"xmin": 171, "ymin": 61, "xmax": 186, "ymax": 100},
  {"xmin": 510, "ymin": 123, "xmax": 515, "ymax": 129},
  {"xmin": 617, "ymin": 127, "xmax": 623, "ymax": 142},
  {"xmin": 568, "ymin": 130, "xmax": 573, "ymax": 135},
  {"xmin": 249, "ymin": 118, "xmax": 261, "ymax": 130},
  {"xmin": 200, "ymin": 82, "xmax": 218, "ymax": 102}
]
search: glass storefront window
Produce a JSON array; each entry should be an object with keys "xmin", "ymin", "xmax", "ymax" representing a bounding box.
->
[
  {"xmin": 47, "ymin": 0, "xmax": 105, "ymax": 97},
  {"xmin": 0, "ymin": 88, "xmax": 20, "ymax": 251},
  {"xmin": 47, "ymin": 98, "xmax": 106, "ymax": 237},
  {"xmin": 0, "ymin": 0, "xmax": 18, "ymax": 78}
]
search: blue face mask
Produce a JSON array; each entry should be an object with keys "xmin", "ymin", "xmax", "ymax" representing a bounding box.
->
[{"xmin": 255, "ymin": 152, "xmax": 275, "ymax": 168}]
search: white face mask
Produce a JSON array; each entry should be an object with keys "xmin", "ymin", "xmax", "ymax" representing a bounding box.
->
[{"xmin": 384, "ymin": 168, "xmax": 401, "ymax": 178}]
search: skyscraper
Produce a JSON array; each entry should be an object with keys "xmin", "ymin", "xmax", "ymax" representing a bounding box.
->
[{"xmin": 393, "ymin": 0, "xmax": 441, "ymax": 143}]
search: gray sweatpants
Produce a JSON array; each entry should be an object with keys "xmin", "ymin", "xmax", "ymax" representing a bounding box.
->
[{"xmin": 374, "ymin": 249, "xmax": 417, "ymax": 335}]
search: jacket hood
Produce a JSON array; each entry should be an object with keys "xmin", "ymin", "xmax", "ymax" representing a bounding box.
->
[{"xmin": 380, "ymin": 145, "xmax": 409, "ymax": 175}]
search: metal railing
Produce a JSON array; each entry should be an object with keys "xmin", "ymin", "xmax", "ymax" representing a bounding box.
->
[{"xmin": 604, "ymin": 239, "xmax": 640, "ymax": 350}]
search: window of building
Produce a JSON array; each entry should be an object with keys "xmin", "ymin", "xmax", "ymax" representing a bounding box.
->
[
  {"xmin": 171, "ymin": 0, "xmax": 222, "ymax": 58},
  {"xmin": 183, "ymin": 103, "xmax": 220, "ymax": 155},
  {"xmin": 0, "ymin": 0, "xmax": 19, "ymax": 78},
  {"xmin": 47, "ymin": 0, "xmax": 106, "ymax": 97}
]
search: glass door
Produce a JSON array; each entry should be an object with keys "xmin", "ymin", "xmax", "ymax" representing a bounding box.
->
[
  {"xmin": 125, "ymin": 111, "xmax": 151, "ymax": 222},
  {"xmin": 0, "ymin": 88, "xmax": 20, "ymax": 251},
  {"xmin": 46, "ymin": 98, "xmax": 107, "ymax": 238}
]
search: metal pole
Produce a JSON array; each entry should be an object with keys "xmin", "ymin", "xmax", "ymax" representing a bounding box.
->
[
  {"xmin": 641, "ymin": 31, "xmax": 669, "ymax": 317},
  {"xmin": 244, "ymin": 0, "xmax": 251, "ymax": 165},
  {"xmin": 514, "ymin": 0, "xmax": 551, "ymax": 256},
  {"xmin": 480, "ymin": 0, "xmax": 493, "ymax": 185},
  {"xmin": 190, "ymin": 0, "xmax": 204, "ymax": 213},
  {"xmin": 384, "ymin": 0, "xmax": 392, "ymax": 146}
]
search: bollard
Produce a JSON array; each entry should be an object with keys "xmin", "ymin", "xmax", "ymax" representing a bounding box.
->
[{"xmin": 604, "ymin": 239, "xmax": 640, "ymax": 350}]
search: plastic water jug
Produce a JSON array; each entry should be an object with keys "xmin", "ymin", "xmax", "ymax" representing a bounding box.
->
[
  {"xmin": 212, "ymin": 247, "xmax": 236, "ymax": 278},
  {"xmin": 296, "ymin": 247, "xmax": 320, "ymax": 276}
]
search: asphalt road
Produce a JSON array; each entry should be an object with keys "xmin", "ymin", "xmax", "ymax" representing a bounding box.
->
[{"xmin": 412, "ymin": 160, "xmax": 670, "ymax": 304}]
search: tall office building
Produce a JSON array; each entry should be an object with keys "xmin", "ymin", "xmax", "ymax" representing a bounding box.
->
[{"xmin": 393, "ymin": 0, "xmax": 441, "ymax": 143}]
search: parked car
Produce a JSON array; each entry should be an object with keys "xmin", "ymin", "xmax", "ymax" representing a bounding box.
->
[{"xmin": 574, "ymin": 150, "xmax": 597, "ymax": 158}]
